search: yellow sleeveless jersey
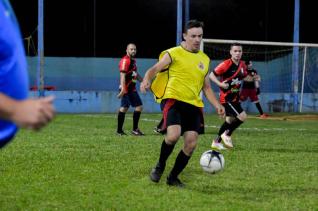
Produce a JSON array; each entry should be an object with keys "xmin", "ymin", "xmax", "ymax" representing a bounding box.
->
[{"xmin": 161, "ymin": 46, "xmax": 210, "ymax": 107}]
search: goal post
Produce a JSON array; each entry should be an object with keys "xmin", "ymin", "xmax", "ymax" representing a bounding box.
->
[
  {"xmin": 201, "ymin": 38, "xmax": 318, "ymax": 113},
  {"xmin": 37, "ymin": 0, "xmax": 45, "ymax": 97}
]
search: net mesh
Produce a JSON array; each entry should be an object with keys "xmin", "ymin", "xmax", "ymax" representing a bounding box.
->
[{"xmin": 202, "ymin": 41, "xmax": 318, "ymax": 93}]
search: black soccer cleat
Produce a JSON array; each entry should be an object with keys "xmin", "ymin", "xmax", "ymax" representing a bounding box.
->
[
  {"xmin": 150, "ymin": 163, "xmax": 165, "ymax": 183},
  {"xmin": 166, "ymin": 176, "xmax": 185, "ymax": 188},
  {"xmin": 116, "ymin": 131, "xmax": 127, "ymax": 136},
  {"xmin": 131, "ymin": 128, "xmax": 145, "ymax": 136},
  {"xmin": 153, "ymin": 127, "xmax": 161, "ymax": 134}
]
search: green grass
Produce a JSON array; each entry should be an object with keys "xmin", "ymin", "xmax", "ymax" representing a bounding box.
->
[{"xmin": 0, "ymin": 113, "xmax": 317, "ymax": 210}]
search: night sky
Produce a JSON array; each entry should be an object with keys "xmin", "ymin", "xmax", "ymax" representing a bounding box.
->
[{"xmin": 10, "ymin": 0, "xmax": 317, "ymax": 58}]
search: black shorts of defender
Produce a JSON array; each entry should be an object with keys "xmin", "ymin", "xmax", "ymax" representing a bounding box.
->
[
  {"xmin": 120, "ymin": 91, "xmax": 143, "ymax": 108},
  {"xmin": 222, "ymin": 102, "xmax": 244, "ymax": 118},
  {"xmin": 166, "ymin": 100, "xmax": 201, "ymax": 135}
]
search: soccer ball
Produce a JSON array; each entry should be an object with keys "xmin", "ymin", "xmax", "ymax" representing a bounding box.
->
[{"xmin": 199, "ymin": 150, "xmax": 225, "ymax": 174}]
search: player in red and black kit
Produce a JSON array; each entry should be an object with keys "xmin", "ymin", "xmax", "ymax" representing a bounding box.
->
[
  {"xmin": 240, "ymin": 60, "xmax": 268, "ymax": 118},
  {"xmin": 209, "ymin": 43, "xmax": 248, "ymax": 150},
  {"xmin": 117, "ymin": 43, "xmax": 144, "ymax": 136}
]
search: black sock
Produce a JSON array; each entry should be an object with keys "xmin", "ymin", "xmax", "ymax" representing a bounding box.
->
[
  {"xmin": 158, "ymin": 140, "xmax": 175, "ymax": 167},
  {"xmin": 117, "ymin": 112, "xmax": 125, "ymax": 132},
  {"xmin": 216, "ymin": 121, "xmax": 231, "ymax": 142},
  {"xmin": 227, "ymin": 118, "xmax": 243, "ymax": 136},
  {"xmin": 133, "ymin": 111, "xmax": 141, "ymax": 130},
  {"xmin": 169, "ymin": 150, "xmax": 190, "ymax": 179},
  {"xmin": 255, "ymin": 102, "xmax": 264, "ymax": 115}
]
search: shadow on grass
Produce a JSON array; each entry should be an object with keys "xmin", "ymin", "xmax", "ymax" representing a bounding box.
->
[
  {"xmin": 190, "ymin": 184, "xmax": 318, "ymax": 197},
  {"xmin": 253, "ymin": 147, "xmax": 318, "ymax": 154}
]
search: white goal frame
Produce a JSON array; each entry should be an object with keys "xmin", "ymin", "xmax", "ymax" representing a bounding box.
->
[{"xmin": 201, "ymin": 38, "xmax": 318, "ymax": 112}]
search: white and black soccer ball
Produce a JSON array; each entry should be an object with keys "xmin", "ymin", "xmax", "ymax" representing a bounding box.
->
[{"xmin": 200, "ymin": 150, "xmax": 225, "ymax": 174}]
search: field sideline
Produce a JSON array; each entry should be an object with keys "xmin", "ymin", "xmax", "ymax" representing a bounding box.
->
[{"xmin": 0, "ymin": 113, "xmax": 317, "ymax": 210}]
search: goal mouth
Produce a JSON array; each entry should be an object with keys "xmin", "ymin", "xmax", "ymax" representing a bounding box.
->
[{"xmin": 202, "ymin": 38, "xmax": 318, "ymax": 112}]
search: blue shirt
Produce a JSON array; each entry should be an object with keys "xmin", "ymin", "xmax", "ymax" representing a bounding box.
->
[{"xmin": 0, "ymin": 0, "xmax": 28, "ymax": 141}]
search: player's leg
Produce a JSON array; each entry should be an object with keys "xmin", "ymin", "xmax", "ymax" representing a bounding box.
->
[
  {"xmin": 212, "ymin": 103, "xmax": 232, "ymax": 150},
  {"xmin": 132, "ymin": 105, "xmax": 144, "ymax": 135},
  {"xmin": 154, "ymin": 118, "xmax": 164, "ymax": 133},
  {"xmin": 254, "ymin": 100, "xmax": 266, "ymax": 117},
  {"xmin": 129, "ymin": 91, "xmax": 144, "ymax": 135},
  {"xmin": 150, "ymin": 127, "xmax": 181, "ymax": 183},
  {"xmin": 166, "ymin": 131, "xmax": 198, "ymax": 187},
  {"xmin": 212, "ymin": 117, "xmax": 232, "ymax": 150},
  {"xmin": 221, "ymin": 103, "xmax": 247, "ymax": 148},
  {"xmin": 213, "ymin": 102, "xmax": 246, "ymax": 149},
  {"xmin": 117, "ymin": 95, "xmax": 129, "ymax": 135},
  {"xmin": 250, "ymin": 89, "xmax": 266, "ymax": 117},
  {"xmin": 166, "ymin": 102, "xmax": 200, "ymax": 187},
  {"xmin": 226, "ymin": 112, "xmax": 246, "ymax": 135},
  {"xmin": 150, "ymin": 100, "xmax": 181, "ymax": 183}
]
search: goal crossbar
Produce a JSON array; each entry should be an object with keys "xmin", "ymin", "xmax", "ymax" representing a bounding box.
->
[{"xmin": 202, "ymin": 38, "xmax": 318, "ymax": 48}]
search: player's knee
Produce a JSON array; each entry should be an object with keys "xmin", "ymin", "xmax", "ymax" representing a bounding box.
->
[
  {"xmin": 135, "ymin": 105, "xmax": 143, "ymax": 112},
  {"xmin": 225, "ymin": 116, "xmax": 235, "ymax": 123},
  {"xmin": 119, "ymin": 107, "xmax": 128, "ymax": 112},
  {"xmin": 238, "ymin": 112, "xmax": 247, "ymax": 121},
  {"xmin": 166, "ymin": 133, "xmax": 180, "ymax": 143},
  {"xmin": 183, "ymin": 139, "xmax": 197, "ymax": 156},
  {"xmin": 166, "ymin": 125, "xmax": 181, "ymax": 142},
  {"xmin": 166, "ymin": 129, "xmax": 181, "ymax": 143}
]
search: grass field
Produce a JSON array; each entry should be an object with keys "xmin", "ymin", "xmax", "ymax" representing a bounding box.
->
[{"xmin": 0, "ymin": 113, "xmax": 317, "ymax": 210}]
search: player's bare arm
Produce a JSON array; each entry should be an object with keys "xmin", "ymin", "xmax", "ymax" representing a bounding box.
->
[
  {"xmin": 202, "ymin": 76, "xmax": 225, "ymax": 117},
  {"xmin": 209, "ymin": 71, "xmax": 229, "ymax": 89},
  {"xmin": 117, "ymin": 72, "xmax": 127, "ymax": 98},
  {"xmin": 254, "ymin": 74, "xmax": 261, "ymax": 81},
  {"xmin": 140, "ymin": 53, "xmax": 171, "ymax": 93}
]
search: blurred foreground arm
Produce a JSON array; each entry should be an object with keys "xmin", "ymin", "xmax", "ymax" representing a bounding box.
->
[{"xmin": 0, "ymin": 94, "xmax": 55, "ymax": 130}]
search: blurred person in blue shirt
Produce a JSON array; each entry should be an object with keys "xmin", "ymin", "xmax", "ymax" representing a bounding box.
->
[{"xmin": 0, "ymin": 0, "xmax": 55, "ymax": 148}]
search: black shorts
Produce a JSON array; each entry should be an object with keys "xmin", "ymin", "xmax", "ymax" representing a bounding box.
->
[
  {"xmin": 120, "ymin": 91, "xmax": 143, "ymax": 108},
  {"xmin": 222, "ymin": 102, "xmax": 244, "ymax": 117},
  {"xmin": 163, "ymin": 99, "xmax": 202, "ymax": 135}
]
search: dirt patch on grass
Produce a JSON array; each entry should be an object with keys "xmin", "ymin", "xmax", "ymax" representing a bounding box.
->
[{"xmin": 250, "ymin": 114, "xmax": 318, "ymax": 121}]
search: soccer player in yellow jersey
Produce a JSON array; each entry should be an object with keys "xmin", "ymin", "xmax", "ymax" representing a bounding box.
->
[{"xmin": 141, "ymin": 20, "xmax": 224, "ymax": 187}]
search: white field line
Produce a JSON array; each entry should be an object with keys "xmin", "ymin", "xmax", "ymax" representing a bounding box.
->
[{"xmin": 80, "ymin": 114, "xmax": 307, "ymax": 132}]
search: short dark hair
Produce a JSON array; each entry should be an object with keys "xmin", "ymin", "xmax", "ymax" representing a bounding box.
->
[
  {"xmin": 230, "ymin": 42, "xmax": 242, "ymax": 50},
  {"xmin": 184, "ymin": 20, "xmax": 204, "ymax": 33},
  {"xmin": 245, "ymin": 60, "xmax": 251, "ymax": 65}
]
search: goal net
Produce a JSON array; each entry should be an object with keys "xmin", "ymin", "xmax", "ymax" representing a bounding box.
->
[{"xmin": 202, "ymin": 39, "xmax": 318, "ymax": 112}]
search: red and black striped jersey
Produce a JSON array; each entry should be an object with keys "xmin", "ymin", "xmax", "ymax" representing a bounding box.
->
[
  {"xmin": 213, "ymin": 59, "xmax": 247, "ymax": 103},
  {"xmin": 118, "ymin": 55, "xmax": 138, "ymax": 92}
]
